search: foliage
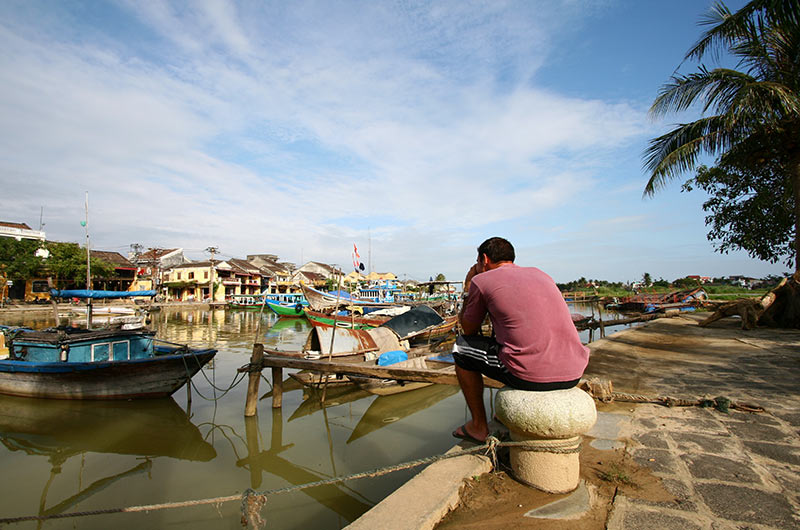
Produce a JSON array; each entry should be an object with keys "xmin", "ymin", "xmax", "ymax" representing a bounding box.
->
[
  {"xmin": 673, "ymin": 276, "xmax": 702, "ymax": 288},
  {"xmin": 0, "ymin": 239, "xmax": 116, "ymax": 286},
  {"xmin": 642, "ymin": 272, "xmax": 652, "ymax": 286},
  {"xmin": 0, "ymin": 238, "xmax": 43, "ymax": 278},
  {"xmin": 435, "ymin": 273, "xmax": 446, "ymax": 281},
  {"xmin": 683, "ymin": 157, "xmax": 794, "ymax": 265},
  {"xmin": 47, "ymin": 243, "xmax": 116, "ymax": 285},
  {"xmin": 644, "ymin": 0, "xmax": 800, "ymax": 269}
]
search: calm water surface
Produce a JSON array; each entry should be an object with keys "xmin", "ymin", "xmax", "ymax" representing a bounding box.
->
[{"xmin": 0, "ymin": 304, "xmax": 631, "ymax": 529}]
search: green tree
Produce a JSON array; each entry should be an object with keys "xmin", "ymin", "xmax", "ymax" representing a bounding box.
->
[
  {"xmin": 435, "ymin": 273, "xmax": 446, "ymax": 281},
  {"xmin": 643, "ymin": 272, "xmax": 652, "ymax": 286},
  {"xmin": 0, "ymin": 238, "xmax": 44, "ymax": 278},
  {"xmin": 644, "ymin": 1, "xmax": 800, "ymax": 270},
  {"xmin": 0, "ymin": 239, "xmax": 115, "ymax": 288},
  {"xmin": 683, "ymin": 154, "xmax": 794, "ymax": 264},
  {"xmin": 46, "ymin": 242, "xmax": 116, "ymax": 287}
]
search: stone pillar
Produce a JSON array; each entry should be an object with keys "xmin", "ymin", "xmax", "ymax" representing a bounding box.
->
[{"xmin": 495, "ymin": 386, "xmax": 596, "ymax": 493}]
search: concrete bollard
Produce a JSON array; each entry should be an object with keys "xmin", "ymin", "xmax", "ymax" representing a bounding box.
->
[{"xmin": 495, "ymin": 386, "xmax": 596, "ymax": 494}]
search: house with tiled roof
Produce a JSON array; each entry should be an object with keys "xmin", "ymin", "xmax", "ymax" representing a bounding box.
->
[
  {"xmin": 0, "ymin": 221, "xmax": 45, "ymax": 241},
  {"xmin": 246, "ymin": 254, "xmax": 295, "ymax": 293},
  {"xmin": 129, "ymin": 248, "xmax": 189, "ymax": 292},
  {"xmin": 89, "ymin": 250, "xmax": 137, "ymax": 291}
]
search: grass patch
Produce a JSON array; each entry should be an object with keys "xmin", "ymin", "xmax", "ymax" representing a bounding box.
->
[{"xmin": 598, "ymin": 464, "xmax": 635, "ymax": 486}]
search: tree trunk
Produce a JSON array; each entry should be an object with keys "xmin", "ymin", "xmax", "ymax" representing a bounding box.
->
[{"xmin": 793, "ymin": 154, "xmax": 800, "ymax": 272}]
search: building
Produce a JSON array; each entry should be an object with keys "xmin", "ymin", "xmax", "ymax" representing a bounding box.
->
[
  {"xmin": 162, "ymin": 261, "xmax": 218, "ymax": 301},
  {"xmin": 0, "ymin": 221, "xmax": 45, "ymax": 241},
  {"xmin": 129, "ymin": 248, "xmax": 189, "ymax": 291},
  {"xmin": 89, "ymin": 250, "xmax": 138, "ymax": 291},
  {"xmin": 247, "ymin": 254, "xmax": 296, "ymax": 293}
]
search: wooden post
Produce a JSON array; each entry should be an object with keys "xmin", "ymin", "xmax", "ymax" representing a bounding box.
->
[
  {"xmin": 271, "ymin": 367, "xmax": 283, "ymax": 408},
  {"xmin": 598, "ymin": 305, "xmax": 605, "ymax": 339},
  {"xmin": 244, "ymin": 343, "xmax": 265, "ymax": 417}
]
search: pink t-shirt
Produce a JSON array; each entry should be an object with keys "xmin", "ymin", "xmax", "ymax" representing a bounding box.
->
[{"xmin": 461, "ymin": 263, "xmax": 589, "ymax": 382}]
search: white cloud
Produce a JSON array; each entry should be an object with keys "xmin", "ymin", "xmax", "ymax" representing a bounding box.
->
[{"xmin": 0, "ymin": 0, "xmax": 785, "ymax": 281}]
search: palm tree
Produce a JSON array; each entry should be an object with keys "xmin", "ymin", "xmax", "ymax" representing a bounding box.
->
[{"xmin": 644, "ymin": 0, "xmax": 800, "ymax": 269}]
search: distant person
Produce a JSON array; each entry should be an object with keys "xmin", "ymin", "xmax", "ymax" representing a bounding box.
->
[{"xmin": 452, "ymin": 237, "xmax": 590, "ymax": 444}]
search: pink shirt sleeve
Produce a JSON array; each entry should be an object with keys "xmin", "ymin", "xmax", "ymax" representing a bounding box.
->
[{"xmin": 461, "ymin": 282, "xmax": 487, "ymax": 330}]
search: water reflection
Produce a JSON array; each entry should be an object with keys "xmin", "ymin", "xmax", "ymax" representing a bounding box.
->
[
  {"xmin": 348, "ymin": 385, "xmax": 459, "ymax": 443},
  {"xmin": 238, "ymin": 411, "xmax": 372, "ymax": 521},
  {"xmin": 0, "ymin": 395, "xmax": 215, "ymax": 525},
  {"xmin": 0, "ymin": 395, "xmax": 215, "ymax": 461}
]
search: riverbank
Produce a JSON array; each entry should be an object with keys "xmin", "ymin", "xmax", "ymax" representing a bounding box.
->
[{"xmin": 359, "ymin": 314, "xmax": 799, "ymax": 529}]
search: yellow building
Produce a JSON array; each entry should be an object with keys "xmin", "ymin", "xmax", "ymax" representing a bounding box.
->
[
  {"xmin": 163, "ymin": 262, "xmax": 221, "ymax": 301},
  {"xmin": 365, "ymin": 271, "xmax": 397, "ymax": 281}
]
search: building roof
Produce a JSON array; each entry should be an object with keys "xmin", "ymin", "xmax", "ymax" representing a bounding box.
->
[
  {"xmin": 90, "ymin": 250, "xmax": 135, "ymax": 269},
  {"xmin": 228, "ymin": 258, "xmax": 263, "ymax": 275},
  {"xmin": 135, "ymin": 248, "xmax": 181, "ymax": 262},
  {"xmin": 0, "ymin": 222, "xmax": 32, "ymax": 230},
  {"xmin": 297, "ymin": 271, "xmax": 326, "ymax": 282}
]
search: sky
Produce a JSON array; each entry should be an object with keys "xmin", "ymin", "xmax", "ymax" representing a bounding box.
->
[{"xmin": 0, "ymin": 0, "xmax": 787, "ymax": 284}]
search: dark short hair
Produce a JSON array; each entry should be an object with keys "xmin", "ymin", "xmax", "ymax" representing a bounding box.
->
[{"xmin": 478, "ymin": 237, "xmax": 515, "ymax": 263}]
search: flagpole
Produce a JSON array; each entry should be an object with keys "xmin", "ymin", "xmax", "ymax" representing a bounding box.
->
[{"xmin": 84, "ymin": 192, "xmax": 92, "ymax": 328}]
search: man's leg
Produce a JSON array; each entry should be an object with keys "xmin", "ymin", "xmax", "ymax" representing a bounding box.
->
[{"xmin": 455, "ymin": 365, "xmax": 489, "ymax": 441}]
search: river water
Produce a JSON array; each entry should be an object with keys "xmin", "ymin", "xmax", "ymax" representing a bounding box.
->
[{"xmin": 0, "ymin": 303, "xmax": 629, "ymax": 529}]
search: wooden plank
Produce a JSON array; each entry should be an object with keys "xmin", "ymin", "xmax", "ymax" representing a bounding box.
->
[{"xmin": 245, "ymin": 355, "xmax": 505, "ymax": 389}]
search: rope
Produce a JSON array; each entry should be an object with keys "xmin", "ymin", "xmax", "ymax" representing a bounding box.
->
[
  {"xmin": 609, "ymin": 392, "xmax": 765, "ymax": 413},
  {"xmin": 178, "ymin": 351, "xmax": 248, "ymax": 402},
  {"xmin": 0, "ymin": 436, "xmax": 526, "ymax": 527}
]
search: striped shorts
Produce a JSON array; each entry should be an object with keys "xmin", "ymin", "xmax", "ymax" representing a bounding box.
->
[{"xmin": 452, "ymin": 334, "xmax": 580, "ymax": 391}]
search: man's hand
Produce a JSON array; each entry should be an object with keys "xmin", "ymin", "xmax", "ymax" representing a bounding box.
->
[{"xmin": 463, "ymin": 263, "xmax": 481, "ymax": 294}]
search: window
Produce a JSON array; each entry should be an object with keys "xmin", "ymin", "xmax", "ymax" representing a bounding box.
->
[
  {"xmin": 112, "ymin": 341, "xmax": 130, "ymax": 360},
  {"xmin": 189, "ymin": 272, "xmax": 194, "ymax": 279},
  {"xmin": 177, "ymin": 272, "xmax": 182, "ymax": 280},
  {"xmin": 204, "ymin": 272, "xmax": 209, "ymax": 279},
  {"xmin": 31, "ymin": 280, "xmax": 49, "ymax": 293},
  {"xmin": 92, "ymin": 343, "xmax": 110, "ymax": 362}
]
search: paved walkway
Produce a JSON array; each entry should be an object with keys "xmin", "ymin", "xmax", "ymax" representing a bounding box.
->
[{"xmin": 587, "ymin": 314, "xmax": 800, "ymax": 529}]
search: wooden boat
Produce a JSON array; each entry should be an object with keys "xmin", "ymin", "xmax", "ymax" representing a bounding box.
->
[
  {"xmin": 304, "ymin": 309, "xmax": 391, "ymax": 330},
  {"xmin": 613, "ymin": 288, "xmax": 707, "ymax": 313},
  {"xmin": 288, "ymin": 370, "xmax": 352, "ymax": 387},
  {"xmin": 299, "ymin": 284, "xmax": 400, "ymax": 311},
  {"xmin": 265, "ymin": 299, "xmax": 306, "ymax": 318},
  {"xmin": 348, "ymin": 353, "xmax": 456, "ymax": 395},
  {"xmin": 0, "ymin": 325, "xmax": 216, "ymax": 400},
  {"xmin": 229, "ymin": 292, "xmax": 308, "ymax": 310}
]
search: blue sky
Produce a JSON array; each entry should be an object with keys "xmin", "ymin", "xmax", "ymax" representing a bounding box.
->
[{"xmin": 0, "ymin": 0, "xmax": 787, "ymax": 284}]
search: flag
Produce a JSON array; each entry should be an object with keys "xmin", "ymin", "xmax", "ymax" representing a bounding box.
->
[{"xmin": 352, "ymin": 244, "xmax": 365, "ymax": 272}]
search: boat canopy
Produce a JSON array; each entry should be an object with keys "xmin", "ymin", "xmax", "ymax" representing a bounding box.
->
[{"xmin": 50, "ymin": 289, "xmax": 157, "ymax": 299}]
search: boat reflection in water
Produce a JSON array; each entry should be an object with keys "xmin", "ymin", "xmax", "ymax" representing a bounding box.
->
[
  {"xmin": 347, "ymin": 384, "xmax": 459, "ymax": 443},
  {"xmin": 0, "ymin": 395, "xmax": 215, "ymax": 522}
]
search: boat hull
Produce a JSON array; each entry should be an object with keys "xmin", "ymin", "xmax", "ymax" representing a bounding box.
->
[
  {"xmin": 0, "ymin": 349, "xmax": 216, "ymax": 400},
  {"xmin": 266, "ymin": 300, "xmax": 306, "ymax": 318}
]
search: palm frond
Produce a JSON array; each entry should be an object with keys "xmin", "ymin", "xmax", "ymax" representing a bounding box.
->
[
  {"xmin": 649, "ymin": 68, "xmax": 754, "ymax": 117},
  {"xmin": 643, "ymin": 116, "xmax": 732, "ymax": 196},
  {"xmin": 688, "ymin": 0, "xmax": 800, "ymax": 62}
]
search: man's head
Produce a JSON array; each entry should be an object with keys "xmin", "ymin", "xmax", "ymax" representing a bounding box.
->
[{"xmin": 477, "ymin": 237, "xmax": 515, "ymax": 270}]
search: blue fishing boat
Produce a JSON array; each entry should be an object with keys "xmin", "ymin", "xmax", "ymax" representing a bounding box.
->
[{"xmin": 0, "ymin": 289, "xmax": 216, "ymax": 400}]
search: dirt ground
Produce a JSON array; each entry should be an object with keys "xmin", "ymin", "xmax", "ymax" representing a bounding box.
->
[{"xmin": 436, "ymin": 431, "xmax": 674, "ymax": 530}]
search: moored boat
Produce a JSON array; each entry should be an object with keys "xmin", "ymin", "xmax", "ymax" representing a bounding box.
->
[
  {"xmin": 265, "ymin": 299, "xmax": 306, "ymax": 318},
  {"xmin": 0, "ymin": 326, "xmax": 216, "ymax": 400},
  {"xmin": 0, "ymin": 289, "xmax": 216, "ymax": 400},
  {"xmin": 304, "ymin": 309, "xmax": 391, "ymax": 330}
]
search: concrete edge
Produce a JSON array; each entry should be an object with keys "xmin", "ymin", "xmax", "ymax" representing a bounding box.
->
[{"xmin": 344, "ymin": 444, "xmax": 492, "ymax": 530}]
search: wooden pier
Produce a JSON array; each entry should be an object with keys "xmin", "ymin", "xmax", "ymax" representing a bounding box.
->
[{"xmin": 240, "ymin": 351, "xmax": 503, "ymax": 415}]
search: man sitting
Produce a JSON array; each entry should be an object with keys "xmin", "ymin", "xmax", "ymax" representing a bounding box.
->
[{"xmin": 452, "ymin": 237, "xmax": 590, "ymax": 443}]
